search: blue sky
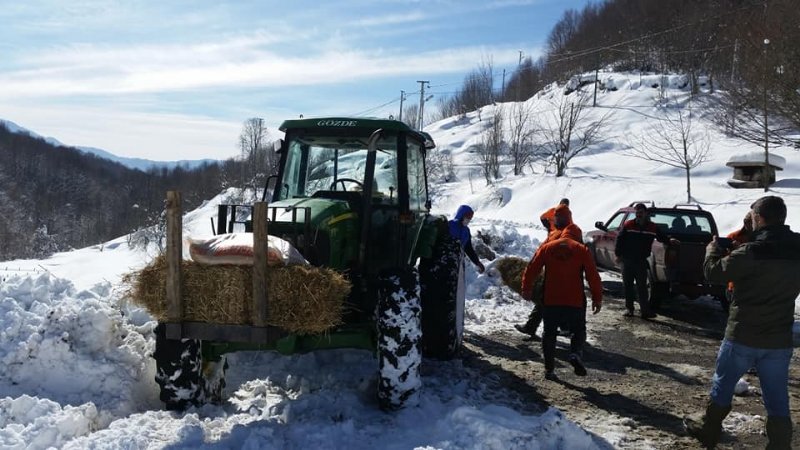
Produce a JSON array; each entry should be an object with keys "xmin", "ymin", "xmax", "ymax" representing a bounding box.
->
[{"xmin": 0, "ymin": 0, "xmax": 591, "ymax": 161}]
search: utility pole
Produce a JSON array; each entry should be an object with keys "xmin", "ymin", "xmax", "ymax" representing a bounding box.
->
[
  {"xmin": 763, "ymin": 38, "xmax": 770, "ymax": 192},
  {"xmin": 593, "ymin": 66, "xmax": 599, "ymax": 107},
  {"xmin": 399, "ymin": 90, "xmax": 405, "ymax": 122},
  {"xmin": 501, "ymin": 69, "xmax": 506, "ymax": 100},
  {"xmin": 730, "ymin": 39, "xmax": 739, "ymax": 84},
  {"xmin": 516, "ymin": 51, "xmax": 523, "ymax": 101},
  {"xmin": 417, "ymin": 80, "xmax": 429, "ymax": 130}
]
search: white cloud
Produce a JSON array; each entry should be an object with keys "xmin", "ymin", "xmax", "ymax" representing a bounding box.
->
[
  {"xmin": 352, "ymin": 11, "xmax": 428, "ymax": 27},
  {"xmin": 0, "ymin": 39, "xmax": 522, "ymax": 98}
]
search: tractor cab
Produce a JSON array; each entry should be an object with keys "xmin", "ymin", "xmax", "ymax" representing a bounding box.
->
[
  {"xmin": 265, "ymin": 118, "xmax": 434, "ymax": 275},
  {"xmin": 215, "ymin": 117, "xmax": 438, "ymax": 327}
]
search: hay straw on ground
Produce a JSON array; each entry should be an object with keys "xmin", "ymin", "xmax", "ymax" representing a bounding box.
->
[{"xmin": 124, "ymin": 256, "xmax": 350, "ymax": 335}]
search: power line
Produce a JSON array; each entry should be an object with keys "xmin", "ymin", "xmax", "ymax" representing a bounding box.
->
[
  {"xmin": 351, "ymin": 97, "xmax": 402, "ymax": 116},
  {"xmin": 542, "ymin": 2, "xmax": 760, "ymax": 64},
  {"xmin": 352, "ymin": 3, "xmax": 761, "ymax": 117},
  {"xmin": 606, "ymin": 44, "xmax": 736, "ymax": 56}
]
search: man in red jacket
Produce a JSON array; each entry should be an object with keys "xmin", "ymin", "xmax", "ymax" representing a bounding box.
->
[
  {"xmin": 614, "ymin": 203, "xmax": 677, "ymax": 319},
  {"xmin": 521, "ymin": 236, "xmax": 603, "ymax": 380}
]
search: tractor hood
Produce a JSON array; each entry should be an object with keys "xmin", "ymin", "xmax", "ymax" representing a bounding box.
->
[{"xmin": 269, "ymin": 197, "xmax": 355, "ymax": 229}]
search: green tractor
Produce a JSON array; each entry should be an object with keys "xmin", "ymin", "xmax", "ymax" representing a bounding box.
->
[{"xmin": 153, "ymin": 117, "xmax": 467, "ymax": 411}]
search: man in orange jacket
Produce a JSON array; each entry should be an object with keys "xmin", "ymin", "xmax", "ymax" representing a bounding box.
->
[
  {"xmin": 545, "ymin": 203, "xmax": 583, "ymax": 244},
  {"xmin": 521, "ymin": 235, "xmax": 603, "ymax": 380},
  {"xmin": 540, "ymin": 198, "xmax": 570, "ymax": 232},
  {"xmin": 515, "ymin": 204, "xmax": 583, "ymax": 340}
]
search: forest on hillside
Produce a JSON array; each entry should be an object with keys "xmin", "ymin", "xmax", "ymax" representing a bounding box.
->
[
  {"xmin": 0, "ymin": 124, "xmax": 273, "ymax": 261},
  {"xmin": 431, "ymin": 0, "xmax": 799, "ymax": 148}
]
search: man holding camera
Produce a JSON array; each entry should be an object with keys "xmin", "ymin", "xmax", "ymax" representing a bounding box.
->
[{"xmin": 685, "ymin": 196, "xmax": 800, "ymax": 449}]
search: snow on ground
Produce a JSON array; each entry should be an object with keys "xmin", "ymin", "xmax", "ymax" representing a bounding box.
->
[{"xmin": 2, "ymin": 71, "xmax": 800, "ymax": 448}]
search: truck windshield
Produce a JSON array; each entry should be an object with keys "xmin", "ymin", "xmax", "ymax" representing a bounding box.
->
[{"xmin": 278, "ymin": 133, "xmax": 399, "ymax": 201}]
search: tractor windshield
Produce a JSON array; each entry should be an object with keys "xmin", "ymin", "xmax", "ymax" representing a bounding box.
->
[{"xmin": 278, "ymin": 133, "xmax": 400, "ymax": 203}]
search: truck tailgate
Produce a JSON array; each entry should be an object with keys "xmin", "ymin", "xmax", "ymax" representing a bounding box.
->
[{"xmin": 669, "ymin": 242, "xmax": 707, "ymax": 284}]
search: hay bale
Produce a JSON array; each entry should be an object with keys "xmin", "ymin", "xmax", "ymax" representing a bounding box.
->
[
  {"xmin": 494, "ymin": 256, "xmax": 528, "ymax": 295},
  {"xmin": 494, "ymin": 256, "xmax": 545, "ymax": 301},
  {"xmin": 124, "ymin": 256, "xmax": 350, "ymax": 335}
]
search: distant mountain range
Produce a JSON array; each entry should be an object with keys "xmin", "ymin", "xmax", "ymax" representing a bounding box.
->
[{"xmin": 0, "ymin": 119, "xmax": 217, "ymax": 171}]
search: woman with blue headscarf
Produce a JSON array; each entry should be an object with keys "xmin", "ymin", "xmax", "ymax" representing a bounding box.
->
[{"xmin": 448, "ymin": 205, "xmax": 485, "ymax": 273}]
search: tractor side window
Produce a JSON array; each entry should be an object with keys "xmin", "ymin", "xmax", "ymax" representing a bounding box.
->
[
  {"xmin": 282, "ymin": 142, "xmax": 305, "ymax": 198},
  {"xmin": 406, "ymin": 140, "xmax": 426, "ymax": 211}
]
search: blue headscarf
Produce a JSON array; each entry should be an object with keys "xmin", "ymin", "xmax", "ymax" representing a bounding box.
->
[{"xmin": 448, "ymin": 205, "xmax": 474, "ymax": 248}]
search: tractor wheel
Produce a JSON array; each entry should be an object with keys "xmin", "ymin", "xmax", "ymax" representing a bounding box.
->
[
  {"xmin": 376, "ymin": 268, "xmax": 422, "ymax": 411},
  {"xmin": 153, "ymin": 323, "xmax": 227, "ymax": 411},
  {"xmin": 419, "ymin": 236, "xmax": 465, "ymax": 360}
]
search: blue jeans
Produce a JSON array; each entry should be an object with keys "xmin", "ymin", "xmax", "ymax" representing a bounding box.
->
[{"xmin": 710, "ymin": 339, "xmax": 793, "ymax": 417}]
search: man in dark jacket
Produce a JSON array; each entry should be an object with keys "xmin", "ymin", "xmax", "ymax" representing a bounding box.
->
[
  {"xmin": 614, "ymin": 203, "xmax": 677, "ymax": 319},
  {"xmin": 448, "ymin": 205, "xmax": 485, "ymax": 273},
  {"xmin": 685, "ymin": 196, "xmax": 800, "ymax": 449}
]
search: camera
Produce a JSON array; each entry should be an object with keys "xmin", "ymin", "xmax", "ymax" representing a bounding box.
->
[{"xmin": 716, "ymin": 237, "xmax": 734, "ymax": 250}]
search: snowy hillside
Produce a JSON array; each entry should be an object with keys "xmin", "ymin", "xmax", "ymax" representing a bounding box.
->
[{"xmin": 2, "ymin": 72, "xmax": 799, "ymax": 449}]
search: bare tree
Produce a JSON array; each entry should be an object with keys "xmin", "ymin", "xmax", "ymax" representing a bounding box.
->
[
  {"xmin": 473, "ymin": 107, "xmax": 504, "ymax": 183},
  {"xmin": 626, "ymin": 104, "xmax": 711, "ymax": 202},
  {"xmin": 507, "ymin": 101, "xmax": 536, "ymax": 175},
  {"xmin": 402, "ymin": 104, "xmax": 419, "ymax": 130},
  {"xmin": 534, "ymin": 92, "xmax": 610, "ymax": 177},
  {"xmin": 715, "ymin": 82, "xmax": 799, "ymax": 149},
  {"xmin": 430, "ymin": 95, "xmax": 459, "ymax": 123},
  {"xmin": 238, "ymin": 118, "xmax": 276, "ymax": 196}
]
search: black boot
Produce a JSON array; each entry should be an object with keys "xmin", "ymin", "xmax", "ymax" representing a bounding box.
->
[
  {"xmin": 766, "ymin": 416, "xmax": 792, "ymax": 450},
  {"xmin": 514, "ymin": 311, "xmax": 541, "ymax": 338},
  {"xmin": 684, "ymin": 401, "xmax": 731, "ymax": 448}
]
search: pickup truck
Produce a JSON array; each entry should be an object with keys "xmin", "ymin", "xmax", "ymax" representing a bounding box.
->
[{"xmin": 585, "ymin": 201, "xmax": 728, "ymax": 310}]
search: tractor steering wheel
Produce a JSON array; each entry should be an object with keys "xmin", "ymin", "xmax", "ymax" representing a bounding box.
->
[{"xmin": 331, "ymin": 178, "xmax": 364, "ymax": 191}]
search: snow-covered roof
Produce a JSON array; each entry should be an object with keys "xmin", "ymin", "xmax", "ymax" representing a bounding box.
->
[{"xmin": 726, "ymin": 152, "xmax": 786, "ymax": 170}]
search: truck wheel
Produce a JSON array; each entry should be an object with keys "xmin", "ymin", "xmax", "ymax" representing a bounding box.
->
[
  {"xmin": 153, "ymin": 323, "xmax": 228, "ymax": 410},
  {"xmin": 647, "ymin": 270, "xmax": 669, "ymax": 312},
  {"xmin": 376, "ymin": 268, "xmax": 422, "ymax": 411},
  {"xmin": 419, "ymin": 236, "xmax": 465, "ymax": 360}
]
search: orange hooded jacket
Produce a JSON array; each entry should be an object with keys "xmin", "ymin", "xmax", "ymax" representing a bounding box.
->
[
  {"xmin": 540, "ymin": 202, "xmax": 573, "ymax": 232},
  {"xmin": 544, "ymin": 204, "xmax": 583, "ymax": 244},
  {"xmin": 521, "ymin": 237, "xmax": 603, "ymax": 309}
]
